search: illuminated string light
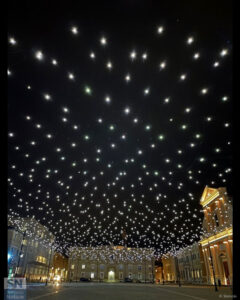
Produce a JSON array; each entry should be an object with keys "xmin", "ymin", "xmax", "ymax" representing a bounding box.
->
[
  {"xmin": 35, "ymin": 51, "xmax": 43, "ymax": 60},
  {"xmin": 157, "ymin": 26, "xmax": 164, "ymax": 34},
  {"xmin": 187, "ymin": 36, "xmax": 194, "ymax": 44},
  {"xmin": 71, "ymin": 26, "xmax": 78, "ymax": 34}
]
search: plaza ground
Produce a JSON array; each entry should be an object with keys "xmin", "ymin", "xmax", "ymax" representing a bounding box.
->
[{"xmin": 26, "ymin": 282, "xmax": 235, "ymax": 300}]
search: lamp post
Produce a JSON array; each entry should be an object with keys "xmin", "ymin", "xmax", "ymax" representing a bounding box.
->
[
  {"xmin": 145, "ymin": 257, "xmax": 146, "ymax": 284},
  {"xmin": 161, "ymin": 262, "xmax": 164, "ymax": 285},
  {"xmin": 152, "ymin": 257, "xmax": 154, "ymax": 284},
  {"xmin": 45, "ymin": 241, "xmax": 54, "ymax": 286},
  {"xmin": 76, "ymin": 255, "xmax": 79, "ymax": 282},
  {"xmin": 14, "ymin": 230, "xmax": 26, "ymax": 277},
  {"xmin": 208, "ymin": 242, "xmax": 218, "ymax": 292},
  {"xmin": 176, "ymin": 257, "xmax": 181, "ymax": 287},
  {"xmin": 23, "ymin": 240, "xmax": 30, "ymax": 279},
  {"xmin": 189, "ymin": 249, "xmax": 195, "ymax": 283}
]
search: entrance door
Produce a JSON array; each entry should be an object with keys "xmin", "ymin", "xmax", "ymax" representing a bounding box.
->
[{"xmin": 108, "ymin": 270, "xmax": 115, "ymax": 281}]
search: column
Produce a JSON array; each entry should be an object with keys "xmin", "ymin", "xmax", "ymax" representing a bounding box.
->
[
  {"xmin": 202, "ymin": 249, "xmax": 210, "ymax": 283},
  {"xmin": 225, "ymin": 242, "xmax": 233, "ymax": 284},
  {"xmin": 207, "ymin": 247, "xmax": 214, "ymax": 284},
  {"xmin": 214, "ymin": 245, "xmax": 224, "ymax": 283},
  {"xmin": 211, "ymin": 247, "xmax": 220, "ymax": 280},
  {"xmin": 217, "ymin": 201, "xmax": 224, "ymax": 226}
]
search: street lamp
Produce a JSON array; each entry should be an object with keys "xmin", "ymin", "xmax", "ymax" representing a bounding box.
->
[
  {"xmin": 14, "ymin": 229, "xmax": 26, "ymax": 277},
  {"xmin": 145, "ymin": 257, "xmax": 147, "ymax": 284},
  {"xmin": 45, "ymin": 241, "xmax": 54, "ymax": 286},
  {"xmin": 161, "ymin": 262, "xmax": 164, "ymax": 285},
  {"xmin": 189, "ymin": 249, "xmax": 195, "ymax": 282},
  {"xmin": 176, "ymin": 257, "xmax": 181, "ymax": 287}
]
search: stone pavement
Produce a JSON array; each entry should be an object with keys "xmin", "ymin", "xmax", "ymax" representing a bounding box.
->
[{"xmin": 25, "ymin": 282, "xmax": 235, "ymax": 300}]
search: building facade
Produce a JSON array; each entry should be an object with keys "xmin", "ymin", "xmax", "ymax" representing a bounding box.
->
[
  {"xmin": 50, "ymin": 252, "xmax": 69, "ymax": 282},
  {"xmin": 162, "ymin": 254, "xmax": 177, "ymax": 282},
  {"xmin": 155, "ymin": 260, "xmax": 164, "ymax": 283},
  {"xmin": 68, "ymin": 245, "xmax": 155, "ymax": 283},
  {"xmin": 8, "ymin": 216, "xmax": 55, "ymax": 282},
  {"xmin": 199, "ymin": 186, "xmax": 233, "ymax": 286},
  {"xmin": 176, "ymin": 242, "xmax": 207, "ymax": 284}
]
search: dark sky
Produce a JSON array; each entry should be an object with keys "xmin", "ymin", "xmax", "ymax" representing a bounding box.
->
[{"xmin": 7, "ymin": 0, "xmax": 232, "ymax": 255}]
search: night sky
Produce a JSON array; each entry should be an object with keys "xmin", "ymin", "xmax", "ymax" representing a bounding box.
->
[{"xmin": 7, "ymin": 1, "xmax": 232, "ymax": 256}]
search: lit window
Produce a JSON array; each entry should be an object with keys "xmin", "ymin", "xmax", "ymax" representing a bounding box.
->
[{"xmin": 82, "ymin": 264, "xmax": 85, "ymax": 269}]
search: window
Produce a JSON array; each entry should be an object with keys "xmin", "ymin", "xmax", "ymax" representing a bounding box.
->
[
  {"xmin": 91, "ymin": 272, "xmax": 94, "ymax": 279},
  {"xmin": 91, "ymin": 264, "xmax": 95, "ymax": 270},
  {"xmin": 129, "ymin": 273, "xmax": 132, "ymax": 279},
  {"xmin": 100, "ymin": 264, "xmax": 105, "ymax": 270},
  {"xmin": 118, "ymin": 264, "xmax": 123, "ymax": 270},
  {"xmin": 81, "ymin": 272, "xmax": 85, "ymax": 277},
  {"xmin": 138, "ymin": 273, "xmax": 142, "ymax": 279},
  {"xmin": 148, "ymin": 265, "xmax": 152, "ymax": 270},
  {"xmin": 36, "ymin": 256, "xmax": 46, "ymax": 264},
  {"xmin": 149, "ymin": 273, "xmax": 152, "ymax": 279},
  {"xmin": 81, "ymin": 254, "xmax": 86, "ymax": 260},
  {"xmin": 71, "ymin": 264, "xmax": 75, "ymax": 270},
  {"xmin": 82, "ymin": 264, "xmax": 85, "ymax": 269},
  {"xmin": 138, "ymin": 265, "xmax": 142, "ymax": 271},
  {"xmin": 100, "ymin": 272, "xmax": 104, "ymax": 279},
  {"xmin": 119, "ymin": 272, "xmax": 123, "ymax": 279},
  {"xmin": 128, "ymin": 265, "xmax": 132, "ymax": 270}
]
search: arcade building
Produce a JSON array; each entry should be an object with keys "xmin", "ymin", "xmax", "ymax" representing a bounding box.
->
[{"xmin": 68, "ymin": 245, "xmax": 155, "ymax": 283}]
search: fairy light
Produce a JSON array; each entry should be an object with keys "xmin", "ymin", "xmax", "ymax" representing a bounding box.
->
[
  {"xmin": 71, "ymin": 26, "xmax": 78, "ymax": 34},
  {"xmin": 35, "ymin": 51, "xmax": 43, "ymax": 60},
  {"xmin": 7, "ymin": 18, "xmax": 232, "ymax": 257}
]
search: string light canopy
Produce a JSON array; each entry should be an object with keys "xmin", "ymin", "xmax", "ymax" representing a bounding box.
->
[{"xmin": 7, "ymin": 4, "xmax": 232, "ymax": 258}]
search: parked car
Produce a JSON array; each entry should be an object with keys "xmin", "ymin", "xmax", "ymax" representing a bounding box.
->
[
  {"xmin": 80, "ymin": 278, "xmax": 90, "ymax": 282},
  {"xmin": 124, "ymin": 277, "xmax": 133, "ymax": 283}
]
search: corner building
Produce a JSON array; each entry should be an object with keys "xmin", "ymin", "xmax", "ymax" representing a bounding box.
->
[
  {"xmin": 199, "ymin": 186, "xmax": 233, "ymax": 285},
  {"xmin": 8, "ymin": 217, "xmax": 55, "ymax": 282},
  {"xmin": 68, "ymin": 245, "xmax": 155, "ymax": 283},
  {"xmin": 162, "ymin": 254, "xmax": 177, "ymax": 282}
]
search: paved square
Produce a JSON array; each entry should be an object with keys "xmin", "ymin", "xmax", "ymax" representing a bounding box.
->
[{"xmin": 26, "ymin": 283, "xmax": 234, "ymax": 300}]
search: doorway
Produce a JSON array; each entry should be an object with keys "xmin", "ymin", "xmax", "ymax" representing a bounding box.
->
[{"xmin": 108, "ymin": 270, "xmax": 115, "ymax": 281}]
